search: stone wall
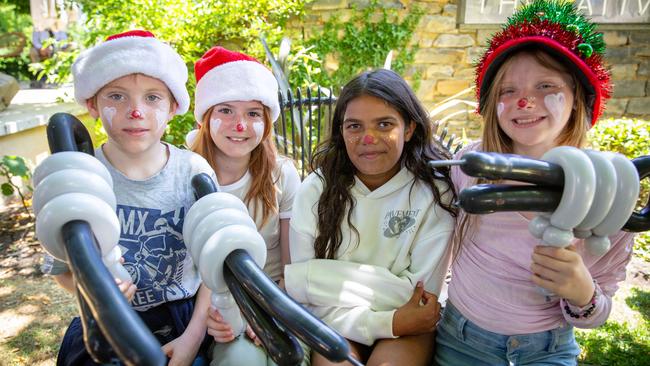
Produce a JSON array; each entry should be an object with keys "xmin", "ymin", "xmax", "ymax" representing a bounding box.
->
[{"xmin": 297, "ymin": 0, "xmax": 650, "ymax": 139}]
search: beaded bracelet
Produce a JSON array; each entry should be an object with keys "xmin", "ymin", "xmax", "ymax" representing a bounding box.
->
[{"xmin": 563, "ymin": 282, "xmax": 599, "ymax": 319}]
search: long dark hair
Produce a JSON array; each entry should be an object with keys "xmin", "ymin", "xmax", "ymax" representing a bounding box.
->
[{"xmin": 311, "ymin": 69, "xmax": 458, "ymax": 259}]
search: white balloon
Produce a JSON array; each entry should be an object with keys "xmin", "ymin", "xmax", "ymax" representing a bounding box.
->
[
  {"xmin": 541, "ymin": 147, "xmax": 596, "ymax": 230},
  {"xmin": 211, "ymin": 291, "xmax": 247, "ymax": 337},
  {"xmin": 183, "ymin": 192, "xmax": 248, "ymax": 245},
  {"xmin": 574, "ymin": 150, "xmax": 618, "ymax": 231},
  {"xmin": 36, "ymin": 193, "xmax": 120, "ymax": 261},
  {"xmin": 102, "ymin": 246, "xmax": 132, "ymax": 282},
  {"xmin": 590, "ymin": 153, "xmax": 639, "ymax": 241},
  {"xmin": 187, "ymin": 208, "xmax": 255, "ymax": 264},
  {"xmin": 529, "ymin": 216, "xmax": 550, "ymax": 239},
  {"xmin": 585, "ymin": 235, "xmax": 611, "ymax": 257},
  {"xmin": 542, "ymin": 226, "xmax": 574, "ymax": 247},
  {"xmin": 33, "ymin": 169, "xmax": 116, "ymax": 216},
  {"xmin": 33, "ymin": 152, "xmax": 112, "ymax": 188},
  {"xmin": 185, "ymin": 129, "xmax": 199, "ymax": 148},
  {"xmin": 198, "ymin": 225, "xmax": 267, "ymax": 293}
]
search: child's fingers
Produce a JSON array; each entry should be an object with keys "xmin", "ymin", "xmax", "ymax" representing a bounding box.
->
[
  {"xmin": 409, "ymin": 281, "xmax": 424, "ymax": 304},
  {"xmin": 530, "ymin": 262, "xmax": 562, "ymax": 282},
  {"xmin": 208, "ymin": 307, "xmax": 224, "ymax": 322},
  {"xmin": 207, "ymin": 328, "xmax": 235, "ymax": 343}
]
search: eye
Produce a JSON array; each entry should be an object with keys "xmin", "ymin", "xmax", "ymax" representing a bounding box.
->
[
  {"xmin": 248, "ymin": 111, "xmax": 262, "ymax": 118},
  {"xmin": 107, "ymin": 93, "xmax": 125, "ymax": 101},
  {"xmin": 539, "ymin": 82, "xmax": 557, "ymax": 90},
  {"xmin": 146, "ymin": 94, "xmax": 162, "ymax": 102},
  {"xmin": 499, "ymin": 88, "xmax": 515, "ymax": 96},
  {"xmin": 378, "ymin": 121, "xmax": 393, "ymax": 129},
  {"xmin": 343, "ymin": 122, "xmax": 360, "ymax": 131},
  {"xmin": 217, "ymin": 107, "xmax": 232, "ymax": 114}
]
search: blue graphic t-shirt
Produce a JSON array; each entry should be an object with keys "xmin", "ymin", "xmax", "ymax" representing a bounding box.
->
[{"xmin": 41, "ymin": 144, "xmax": 217, "ymax": 311}]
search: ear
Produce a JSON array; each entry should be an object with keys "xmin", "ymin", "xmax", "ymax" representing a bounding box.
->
[
  {"xmin": 169, "ymin": 100, "xmax": 179, "ymax": 119},
  {"xmin": 404, "ymin": 121, "xmax": 416, "ymax": 142},
  {"xmin": 86, "ymin": 98, "xmax": 100, "ymax": 119}
]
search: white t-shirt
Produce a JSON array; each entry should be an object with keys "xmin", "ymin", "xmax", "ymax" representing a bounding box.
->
[
  {"xmin": 219, "ymin": 157, "xmax": 301, "ymax": 281},
  {"xmin": 285, "ymin": 167, "xmax": 455, "ymax": 345}
]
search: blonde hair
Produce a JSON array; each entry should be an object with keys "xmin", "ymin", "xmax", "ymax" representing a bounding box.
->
[
  {"xmin": 455, "ymin": 49, "xmax": 591, "ymax": 259},
  {"xmin": 481, "ymin": 49, "xmax": 590, "ymax": 154},
  {"xmin": 191, "ymin": 106, "xmax": 279, "ymax": 227}
]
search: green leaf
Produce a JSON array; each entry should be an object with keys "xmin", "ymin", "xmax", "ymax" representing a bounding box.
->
[
  {"xmin": 1, "ymin": 182, "xmax": 14, "ymax": 196},
  {"xmin": 1, "ymin": 155, "xmax": 30, "ymax": 178}
]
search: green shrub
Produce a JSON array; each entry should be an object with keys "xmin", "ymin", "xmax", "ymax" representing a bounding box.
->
[
  {"xmin": 0, "ymin": 155, "xmax": 32, "ymax": 215},
  {"xmin": 307, "ymin": 0, "xmax": 424, "ymax": 92},
  {"xmin": 38, "ymin": 0, "xmax": 308, "ymax": 147},
  {"xmin": 589, "ymin": 118, "xmax": 650, "ymax": 262},
  {"xmin": 0, "ymin": 2, "xmax": 33, "ymax": 80}
]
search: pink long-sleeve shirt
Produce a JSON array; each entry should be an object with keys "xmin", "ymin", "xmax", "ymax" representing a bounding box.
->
[{"xmin": 448, "ymin": 142, "xmax": 635, "ymax": 335}]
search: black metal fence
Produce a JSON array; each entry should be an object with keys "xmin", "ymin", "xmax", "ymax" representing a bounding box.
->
[
  {"xmin": 274, "ymin": 87, "xmax": 463, "ymax": 179},
  {"xmin": 275, "ymin": 88, "xmax": 337, "ymax": 178}
]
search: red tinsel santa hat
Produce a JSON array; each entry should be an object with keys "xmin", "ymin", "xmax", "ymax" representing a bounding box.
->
[
  {"xmin": 475, "ymin": 0, "xmax": 611, "ymax": 126},
  {"xmin": 72, "ymin": 30, "xmax": 190, "ymax": 115}
]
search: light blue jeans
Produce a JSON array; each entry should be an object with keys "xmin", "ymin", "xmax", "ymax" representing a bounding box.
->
[{"xmin": 435, "ymin": 302, "xmax": 581, "ymax": 366}]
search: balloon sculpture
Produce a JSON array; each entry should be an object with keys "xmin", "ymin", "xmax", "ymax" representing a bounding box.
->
[
  {"xmin": 32, "ymin": 113, "xmax": 166, "ymax": 365},
  {"xmin": 33, "ymin": 112, "xmax": 363, "ymax": 366},
  {"xmin": 186, "ymin": 174, "xmax": 364, "ymax": 366},
  {"xmin": 431, "ymin": 147, "xmax": 650, "ymax": 295}
]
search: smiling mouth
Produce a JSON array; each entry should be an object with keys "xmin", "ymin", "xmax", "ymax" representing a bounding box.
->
[
  {"xmin": 360, "ymin": 151, "xmax": 385, "ymax": 158},
  {"xmin": 227, "ymin": 136, "xmax": 249, "ymax": 142},
  {"xmin": 123, "ymin": 128, "xmax": 149, "ymax": 133},
  {"xmin": 513, "ymin": 116, "xmax": 545, "ymax": 125}
]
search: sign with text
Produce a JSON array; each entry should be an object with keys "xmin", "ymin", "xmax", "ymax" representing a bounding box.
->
[{"xmin": 461, "ymin": 0, "xmax": 650, "ymax": 24}]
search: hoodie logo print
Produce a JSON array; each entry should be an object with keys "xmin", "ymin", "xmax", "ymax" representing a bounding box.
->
[{"xmin": 382, "ymin": 209, "xmax": 420, "ymax": 238}]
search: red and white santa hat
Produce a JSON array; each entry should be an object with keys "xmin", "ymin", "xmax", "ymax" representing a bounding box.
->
[
  {"xmin": 193, "ymin": 46, "xmax": 279, "ymax": 123},
  {"xmin": 72, "ymin": 30, "xmax": 190, "ymax": 115}
]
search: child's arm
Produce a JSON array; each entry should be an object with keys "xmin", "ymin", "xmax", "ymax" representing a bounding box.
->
[
  {"xmin": 285, "ymin": 203, "xmax": 455, "ymax": 310},
  {"xmin": 306, "ymin": 282, "xmax": 440, "ymax": 346},
  {"xmin": 162, "ymin": 284, "xmax": 210, "ymax": 365},
  {"xmin": 531, "ymin": 231, "xmax": 635, "ymax": 328}
]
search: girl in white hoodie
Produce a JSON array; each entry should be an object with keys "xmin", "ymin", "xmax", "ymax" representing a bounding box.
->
[{"xmin": 285, "ymin": 69, "xmax": 457, "ymax": 366}]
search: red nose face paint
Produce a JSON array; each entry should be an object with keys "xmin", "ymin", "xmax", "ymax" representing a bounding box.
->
[
  {"xmin": 362, "ymin": 135, "xmax": 374, "ymax": 144},
  {"xmin": 517, "ymin": 98, "xmax": 528, "ymax": 108},
  {"xmin": 236, "ymin": 122, "xmax": 245, "ymax": 132},
  {"xmin": 130, "ymin": 110, "xmax": 143, "ymax": 119}
]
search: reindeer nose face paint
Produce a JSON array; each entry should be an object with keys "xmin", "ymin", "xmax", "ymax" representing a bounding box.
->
[
  {"xmin": 235, "ymin": 121, "xmax": 246, "ymax": 132},
  {"xmin": 130, "ymin": 109, "xmax": 143, "ymax": 119},
  {"xmin": 517, "ymin": 97, "xmax": 535, "ymax": 109},
  {"xmin": 362, "ymin": 134, "xmax": 374, "ymax": 144}
]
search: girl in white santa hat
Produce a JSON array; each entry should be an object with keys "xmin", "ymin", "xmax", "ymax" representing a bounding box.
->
[{"xmin": 187, "ymin": 46, "xmax": 303, "ymax": 366}]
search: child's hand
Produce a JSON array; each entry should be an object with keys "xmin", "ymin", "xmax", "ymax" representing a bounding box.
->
[
  {"xmin": 115, "ymin": 278, "xmax": 136, "ymax": 303},
  {"xmin": 207, "ymin": 307, "xmax": 235, "ymax": 343},
  {"xmin": 162, "ymin": 332, "xmax": 201, "ymax": 366},
  {"xmin": 392, "ymin": 281, "xmax": 441, "ymax": 337},
  {"xmin": 531, "ymin": 245, "xmax": 595, "ymax": 306},
  {"xmin": 245, "ymin": 324, "xmax": 261, "ymax": 347}
]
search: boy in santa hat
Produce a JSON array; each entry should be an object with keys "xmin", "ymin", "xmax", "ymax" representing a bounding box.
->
[{"xmin": 43, "ymin": 29, "xmax": 215, "ymax": 365}]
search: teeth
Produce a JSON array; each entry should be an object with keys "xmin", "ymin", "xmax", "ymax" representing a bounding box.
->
[
  {"xmin": 515, "ymin": 117, "xmax": 541, "ymax": 124},
  {"xmin": 229, "ymin": 137, "xmax": 246, "ymax": 142}
]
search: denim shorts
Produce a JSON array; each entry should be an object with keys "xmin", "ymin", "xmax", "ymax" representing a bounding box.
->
[{"xmin": 435, "ymin": 302, "xmax": 580, "ymax": 366}]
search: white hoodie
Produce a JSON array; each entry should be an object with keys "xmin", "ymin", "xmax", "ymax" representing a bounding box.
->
[{"xmin": 285, "ymin": 167, "xmax": 455, "ymax": 345}]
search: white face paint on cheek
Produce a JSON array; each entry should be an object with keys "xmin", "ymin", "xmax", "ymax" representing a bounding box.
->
[
  {"xmin": 101, "ymin": 107, "xmax": 117, "ymax": 127},
  {"xmin": 544, "ymin": 92, "xmax": 566, "ymax": 123},
  {"xmin": 497, "ymin": 102, "xmax": 505, "ymax": 118},
  {"xmin": 252, "ymin": 121, "xmax": 264, "ymax": 144},
  {"xmin": 155, "ymin": 108, "xmax": 168, "ymax": 131},
  {"xmin": 209, "ymin": 118, "xmax": 223, "ymax": 146}
]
